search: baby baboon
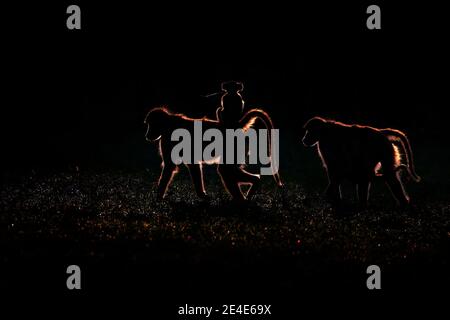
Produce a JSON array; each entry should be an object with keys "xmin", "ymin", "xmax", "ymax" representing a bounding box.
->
[
  {"xmin": 302, "ymin": 117, "xmax": 420, "ymax": 208},
  {"xmin": 215, "ymin": 81, "xmax": 259, "ymax": 198},
  {"xmin": 216, "ymin": 81, "xmax": 245, "ymax": 128}
]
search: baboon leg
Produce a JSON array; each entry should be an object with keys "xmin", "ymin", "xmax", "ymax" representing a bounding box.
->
[
  {"xmin": 357, "ymin": 180, "xmax": 371, "ymax": 209},
  {"xmin": 157, "ymin": 164, "xmax": 178, "ymax": 200},
  {"xmin": 186, "ymin": 164, "xmax": 208, "ymax": 199},
  {"xmin": 385, "ymin": 171, "xmax": 410, "ymax": 206},
  {"xmin": 237, "ymin": 168, "xmax": 261, "ymax": 199},
  {"xmin": 381, "ymin": 150, "xmax": 410, "ymax": 205},
  {"xmin": 218, "ymin": 165, "xmax": 246, "ymax": 201},
  {"xmin": 325, "ymin": 179, "xmax": 342, "ymax": 207}
]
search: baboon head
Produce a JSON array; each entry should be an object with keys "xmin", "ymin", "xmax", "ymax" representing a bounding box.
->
[
  {"xmin": 220, "ymin": 81, "xmax": 245, "ymax": 112},
  {"xmin": 302, "ymin": 117, "xmax": 327, "ymax": 147},
  {"xmin": 221, "ymin": 81, "xmax": 244, "ymax": 93},
  {"xmin": 144, "ymin": 107, "xmax": 171, "ymax": 142}
]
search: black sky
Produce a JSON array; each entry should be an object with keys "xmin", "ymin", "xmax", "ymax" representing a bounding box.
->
[{"xmin": 2, "ymin": 1, "xmax": 448, "ymax": 171}]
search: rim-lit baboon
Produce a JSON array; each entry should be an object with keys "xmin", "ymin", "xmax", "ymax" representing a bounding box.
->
[
  {"xmin": 302, "ymin": 117, "xmax": 420, "ymax": 208},
  {"xmin": 215, "ymin": 81, "xmax": 263, "ymax": 198},
  {"xmin": 144, "ymin": 107, "xmax": 282, "ymax": 201},
  {"xmin": 216, "ymin": 81, "xmax": 245, "ymax": 128}
]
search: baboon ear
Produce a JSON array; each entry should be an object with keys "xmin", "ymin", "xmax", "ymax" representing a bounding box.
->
[{"xmin": 221, "ymin": 81, "xmax": 229, "ymax": 91}]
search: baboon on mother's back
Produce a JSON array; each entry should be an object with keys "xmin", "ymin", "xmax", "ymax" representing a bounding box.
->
[{"xmin": 302, "ymin": 117, "xmax": 420, "ymax": 208}]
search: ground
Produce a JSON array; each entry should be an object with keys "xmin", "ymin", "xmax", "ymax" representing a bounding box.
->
[{"xmin": 1, "ymin": 164, "xmax": 449, "ymax": 301}]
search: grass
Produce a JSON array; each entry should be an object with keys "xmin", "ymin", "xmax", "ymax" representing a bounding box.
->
[
  {"xmin": 1, "ymin": 144, "xmax": 449, "ymax": 297},
  {"xmin": 1, "ymin": 168, "xmax": 448, "ymax": 264}
]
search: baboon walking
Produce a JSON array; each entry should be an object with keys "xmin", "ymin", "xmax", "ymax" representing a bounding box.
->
[{"xmin": 302, "ymin": 117, "xmax": 420, "ymax": 208}]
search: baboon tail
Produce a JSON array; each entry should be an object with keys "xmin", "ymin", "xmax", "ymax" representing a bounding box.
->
[
  {"xmin": 381, "ymin": 128, "xmax": 421, "ymax": 182},
  {"xmin": 239, "ymin": 109, "xmax": 283, "ymax": 187}
]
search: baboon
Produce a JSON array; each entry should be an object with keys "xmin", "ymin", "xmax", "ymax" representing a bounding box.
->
[
  {"xmin": 215, "ymin": 81, "xmax": 259, "ymax": 198},
  {"xmin": 302, "ymin": 117, "xmax": 420, "ymax": 208},
  {"xmin": 144, "ymin": 107, "xmax": 282, "ymax": 201},
  {"xmin": 216, "ymin": 81, "xmax": 245, "ymax": 128}
]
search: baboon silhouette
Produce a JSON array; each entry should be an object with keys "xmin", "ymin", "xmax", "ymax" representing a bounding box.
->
[
  {"xmin": 302, "ymin": 117, "xmax": 420, "ymax": 208},
  {"xmin": 144, "ymin": 106, "xmax": 281, "ymax": 201},
  {"xmin": 216, "ymin": 81, "xmax": 245, "ymax": 129}
]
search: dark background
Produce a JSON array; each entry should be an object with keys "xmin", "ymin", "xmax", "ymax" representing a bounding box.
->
[
  {"xmin": 2, "ymin": 1, "xmax": 448, "ymax": 173},
  {"xmin": 1, "ymin": 1, "xmax": 449, "ymax": 315}
]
